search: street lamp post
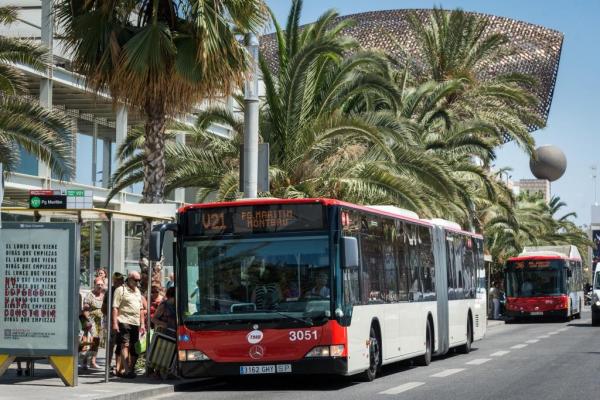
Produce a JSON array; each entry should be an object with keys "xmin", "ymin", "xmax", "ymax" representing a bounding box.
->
[{"xmin": 243, "ymin": 33, "xmax": 260, "ymax": 199}]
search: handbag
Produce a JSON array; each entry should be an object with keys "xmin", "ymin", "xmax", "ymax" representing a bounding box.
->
[{"xmin": 135, "ymin": 329, "xmax": 154, "ymax": 354}]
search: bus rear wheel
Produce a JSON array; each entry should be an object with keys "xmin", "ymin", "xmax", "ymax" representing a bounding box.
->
[
  {"xmin": 359, "ymin": 327, "xmax": 381, "ymax": 382},
  {"xmin": 415, "ymin": 322, "xmax": 432, "ymax": 366},
  {"xmin": 458, "ymin": 318, "xmax": 472, "ymax": 354}
]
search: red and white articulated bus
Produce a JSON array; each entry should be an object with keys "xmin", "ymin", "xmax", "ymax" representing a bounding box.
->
[
  {"xmin": 150, "ymin": 198, "xmax": 487, "ymax": 381},
  {"xmin": 504, "ymin": 246, "xmax": 584, "ymax": 321}
]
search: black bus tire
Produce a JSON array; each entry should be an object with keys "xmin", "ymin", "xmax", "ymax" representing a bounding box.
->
[
  {"xmin": 458, "ymin": 317, "xmax": 473, "ymax": 354},
  {"xmin": 359, "ymin": 326, "xmax": 381, "ymax": 382},
  {"xmin": 415, "ymin": 322, "xmax": 432, "ymax": 366}
]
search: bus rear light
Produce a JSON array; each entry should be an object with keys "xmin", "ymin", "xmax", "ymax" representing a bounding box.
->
[
  {"xmin": 305, "ymin": 345, "xmax": 345, "ymax": 358},
  {"xmin": 179, "ymin": 349, "xmax": 210, "ymax": 361}
]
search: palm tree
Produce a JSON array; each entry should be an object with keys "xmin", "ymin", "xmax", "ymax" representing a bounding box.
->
[
  {"xmin": 0, "ymin": 7, "xmax": 73, "ymax": 177},
  {"xmin": 484, "ymin": 192, "xmax": 591, "ymax": 272},
  {"xmin": 57, "ymin": 0, "xmax": 268, "ymax": 256},
  {"xmin": 108, "ymin": 0, "xmax": 458, "ymax": 214},
  {"xmin": 406, "ymin": 8, "xmax": 543, "ymax": 155}
]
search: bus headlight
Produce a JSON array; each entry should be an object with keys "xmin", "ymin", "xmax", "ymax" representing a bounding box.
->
[
  {"xmin": 178, "ymin": 349, "xmax": 210, "ymax": 361},
  {"xmin": 305, "ymin": 345, "xmax": 345, "ymax": 358},
  {"xmin": 596, "ymin": 301, "xmax": 600, "ymax": 307}
]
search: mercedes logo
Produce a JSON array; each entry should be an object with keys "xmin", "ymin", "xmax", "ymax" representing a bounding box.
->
[{"xmin": 249, "ymin": 345, "xmax": 265, "ymax": 360}]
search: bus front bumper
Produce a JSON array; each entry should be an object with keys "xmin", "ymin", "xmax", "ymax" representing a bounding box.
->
[{"xmin": 179, "ymin": 357, "xmax": 348, "ymax": 378}]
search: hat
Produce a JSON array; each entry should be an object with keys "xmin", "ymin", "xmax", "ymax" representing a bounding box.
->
[{"xmin": 113, "ymin": 272, "xmax": 124, "ymax": 280}]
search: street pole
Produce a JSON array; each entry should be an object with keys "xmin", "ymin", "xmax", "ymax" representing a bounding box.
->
[{"xmin": 243, "ymin": 33, "xmax": 260, "ymax": 199}]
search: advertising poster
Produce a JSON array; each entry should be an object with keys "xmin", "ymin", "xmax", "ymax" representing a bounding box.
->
[
  {"xmin": 593, "ymin": 230, "xmax": 600, "ymax": 263},
  {"xmin": 0, "ymin": 223, "xmax": 76, "ymax": 355}
]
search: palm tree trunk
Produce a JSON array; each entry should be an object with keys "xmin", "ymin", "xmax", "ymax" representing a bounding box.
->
[{"xmin": 140, "ymin": 100, "xmax": 167, "ymax": 264}]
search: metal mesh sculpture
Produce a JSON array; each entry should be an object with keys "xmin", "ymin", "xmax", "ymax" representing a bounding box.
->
[{"xmin": 260, "ymin": 9, "xmax": 564, "ymax": 137}]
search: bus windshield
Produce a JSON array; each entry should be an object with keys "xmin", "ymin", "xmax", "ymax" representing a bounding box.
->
[
  {"xmin": 182, "ymin": 235, "xmax": 331, "ymax": 326},
  {"xmin": 505, "ymin": 259, "xmax": 565, "ymax": 297}
]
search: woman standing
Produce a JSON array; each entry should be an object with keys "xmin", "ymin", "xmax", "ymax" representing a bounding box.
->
[
  {"xmin": 84, "ymin": 279, "xmax": 105, "ymax": 369},
  {"xmin": 95, "ymin": 268, "xmax": 108, "ymax": 290}
]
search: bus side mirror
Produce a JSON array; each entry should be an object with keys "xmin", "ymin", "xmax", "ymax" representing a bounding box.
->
[
  {"xmin": 342, "ymin": 237, "xmax": 359, "ymax": 269},
  {"xmin": 149, "ymin": 223, "xmax": 178, "ymax": 261}
]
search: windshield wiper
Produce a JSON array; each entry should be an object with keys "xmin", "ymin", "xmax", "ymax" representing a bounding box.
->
[{"xmin": 265, "ymin": 310, "xmax": 314, "ymax": 326}]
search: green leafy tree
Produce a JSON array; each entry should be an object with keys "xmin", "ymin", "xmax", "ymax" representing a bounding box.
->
[
  {"xmin": 108, "ymin": 1, "xmax": 459, "ymax": 213},
  {"xmin": 407, "ymin": 8, "xmax": 543, "ymax": 154},
  {"xmin": 57, "ymin": 0, "xmax": 268, "ymax": 256}
]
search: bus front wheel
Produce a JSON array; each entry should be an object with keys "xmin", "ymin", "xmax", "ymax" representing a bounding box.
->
[{"xmin": 359, "ymin": 326, "xmax": 381, "ymax": 382}]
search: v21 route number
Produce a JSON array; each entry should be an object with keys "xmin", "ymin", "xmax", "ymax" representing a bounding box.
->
[{"xmin": 289, "ymin": 330, "xmax": 317, "ymax": 341}]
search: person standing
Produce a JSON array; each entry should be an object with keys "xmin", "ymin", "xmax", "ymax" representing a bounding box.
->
[
  {"xmin": 102, "ymin": 272, "xmax": 124, "ymax": 374},
  {"xmin": 152, "ymin": 287, "xmax": 177, "ymax": 336},
  {"xmin": 489, "ymin": 281, "xmax": 500, "ymax": 320},
  {"xmin": 84, "ymin": 279, "xmax": 105, "ymax": 369},
  {"xmin": 95, "ymin": 268, "xmax": 108, "ymax": 290},
  {"xmin": 112, "ymin": 271, "xmax": 145, "ymax": 378}
]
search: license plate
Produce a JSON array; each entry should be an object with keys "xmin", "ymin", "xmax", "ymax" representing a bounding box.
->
[
  {"xmin": 239, "ymin": 364, "xmax": 292, "ymax": 375},
  {"xmin": 530, "ymin": 311, "xmax": 543, "ymax": 316}
]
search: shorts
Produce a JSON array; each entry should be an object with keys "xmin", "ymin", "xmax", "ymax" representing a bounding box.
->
[{"xmin": 116, "ymin": 323, "xmax": 139, "ymax": 356}]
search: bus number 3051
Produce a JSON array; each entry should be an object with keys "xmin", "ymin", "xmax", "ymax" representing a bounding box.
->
[{"xmin": 289, "ymin": 330, "xmax": 318, "ymax": 341}]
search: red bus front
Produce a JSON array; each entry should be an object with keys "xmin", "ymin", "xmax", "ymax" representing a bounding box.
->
[
  {"xmin": 173, "ymin": 200, "xmax": 350, "ymax": 377},
  {"xmin": 504, "ymin": 257, "xmax": 570, "ymax": 318}
]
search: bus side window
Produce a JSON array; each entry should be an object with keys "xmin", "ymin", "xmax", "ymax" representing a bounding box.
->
[
  {"xmin": 383, "ymin": 220, "xmax": 399, "ymax": 303},
  {"xmin": 360, "ymin": 215, "xmax": 385, "ymax": 304},
  {"xmin": 464, "ymin": 237, "xmax": 475, "ymax": 299},
  {"xmin": 396, "ymin": 221, "xmax": 409, "ymax": 301},
  {"xmin": 454, "ymin": 235, "xmax": 465, "ymax": 299},
  {"xmin": 407, "ymin": 224, "xmax": 422, "ymax": 301},
  {"xmin": 418, "ymin": 226, "xmax": 436, "ymax": 300},
  {"xmin": 446, "ymin": 233, "xmax": 455, "ymax": 300}
]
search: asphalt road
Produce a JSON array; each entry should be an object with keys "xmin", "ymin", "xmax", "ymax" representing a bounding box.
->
[{"xmin": 154, "ymin": 309, "xmax": 600, "ymax": 400}]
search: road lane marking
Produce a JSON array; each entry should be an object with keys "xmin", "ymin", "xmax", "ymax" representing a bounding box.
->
[
  {"xmin": 490, "ymin": 350, "xmax": 510, "ymax": 357},
  {"xmin": 537, "ymin": 335, "xmax": 550, "ymax": 339},
  {"xmin": 430, "ymin": 368, "xmax": 465, "ymax": 377},
  {"xmin": 466, "ymin": 358, "xmax": 491, "ymax": 365},
  {"xmin": 558, "ymin": 328, "xmax": 568, "ymax": 332},
  {"xmin": 548, "ymin": 332, "xmax": 559, "ymax": 335},
  {"xmin": 379, "ymin": 382, "xmax": 425, "ymax": 395},
  {"xmin": 525, "ymin": 339, "xmax": 539, "ymax": 344},
  {"xmin": 511, "ymin": 344, "xmax": 527, "ymax": 349}
]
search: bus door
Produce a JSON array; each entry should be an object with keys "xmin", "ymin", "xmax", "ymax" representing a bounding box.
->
[{"xmin": 432, "ymin": 225, "xmax": 449, "ymax": 355}]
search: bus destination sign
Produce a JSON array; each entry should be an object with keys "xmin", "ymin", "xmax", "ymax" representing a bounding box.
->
[{"xmin": 186, "ymin": 204, "xmax": 326, "ymax": 235}]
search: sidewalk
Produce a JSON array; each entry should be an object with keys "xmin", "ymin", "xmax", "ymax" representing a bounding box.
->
[{"xmin": 0, "ymin": 352, "xmax": 203, "ymax": 400}]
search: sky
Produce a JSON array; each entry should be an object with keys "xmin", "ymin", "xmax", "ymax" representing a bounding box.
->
[{"xmin": 265, "ymin": 0, "xmax": 599, "ymax": 226}]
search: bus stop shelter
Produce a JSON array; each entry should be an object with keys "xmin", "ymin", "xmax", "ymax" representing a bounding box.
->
[{"xmin": 0, "ymin": 206, "xmax": 175, "ymax": 384}]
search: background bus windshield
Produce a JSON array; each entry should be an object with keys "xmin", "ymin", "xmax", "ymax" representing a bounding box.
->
[
  {"xmin": 505, "ymin": 259, "xmax": 565, "ymax": 297},
  {"xmin": 182, "ymin": 236, "xmax": 331, "ymax": 325}
]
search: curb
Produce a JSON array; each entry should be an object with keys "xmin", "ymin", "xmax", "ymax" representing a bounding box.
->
[
  {"xmin": 95, "ymin": 379, "xmax": 207, "ymax": 400},
  {"xmin": 97, "ymin": 385, "xmax": 175, "ymax": 400}
]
